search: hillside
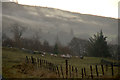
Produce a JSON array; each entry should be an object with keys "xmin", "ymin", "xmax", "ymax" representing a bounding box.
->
[{"xmin": 2, "ymin": 2, "xmax": 118, "ymax": 45}]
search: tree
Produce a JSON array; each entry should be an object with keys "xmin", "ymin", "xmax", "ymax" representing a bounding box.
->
[
  {"xmin": 53, "ymin": 34, "xmax": 61, "ymax": 54},
  {"xmin": 43, "ymin": 40, "xmax": 50, "ymax": 52},
  {"xmin": 32, "ymin": 28, "xmax": 42, "ymax": 51},
  {"xmin": 87, "ymin": 30, "xmax": 111, "ymax": 57},
  {"xmin": 69, "ymin": 37, "xmax": 88, "ymax": 56},
  {"xmin": 2, "ymin": 32, "xmax": 13, "ymax": 47},
  {"xmin": 108, "ymin": 44, "xmax": 118, "ymax": 59},
  {"xmin": 54, "ymin": 43, "xmax": 58, "ymax": 54},
  {"xmin": 11, "ymin": 23, "xmax": 27, "ymax": 48}
]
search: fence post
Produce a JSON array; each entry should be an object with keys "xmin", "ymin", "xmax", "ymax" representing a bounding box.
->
[
  {"xmin": 95, "ymin": 65, "xmax": 99, "ymax": 77},
  {"xmin": 84, "ymin": 67, "xmax": 86, "ymax": 77},
  {"xmin": 52, "ymin": 63, "xmax": 55, "ymax": 72},
  {"xmin": 90, "ymin": 65, "xmax": 93, "ymax": 79},
  {"xmin": 37, "ymin": 58, "xmax": 39, "ymax": 68},
  {"xmin": 41, "ymin": 59, "xmax": 43, "ymax": 66},
  {"xmin": 26, "ymin": 56, "xmax": 29, "ymax": 63},
  {"xmin": 72, "ymin": 66, "xmax": 74, "ymax": 78},
  {"xmin": 49, "ymin": 62, "xmax": 51, "ymax": 70},
  {"xmin": 66, "ymin": 60, "xmax": 68, "ymax": 79},
  {"xmin": 81, "ymin": 68, "xmax": 83, "ymax": 78},
  {"xmin": 75, "ymin": 67, "xmax": 78, "ymax": 78},
  {"xmin": 44, "ymin": 60, "xmax": 46, "ymax": 67},
  {"xmin": 101, "ymin": 64, "xmax": 104, "ymax": 76},
  {"xmin": 111, "ymin": 64, "xmax": 114, "ymax": 76},
  {"xmin": 44, "ymin": 60, "xmax": 45, "ymax": 66},
  {"xmin": 31, "ymin": 56, "xmax": 34, "ymax": 64},
  {"xmin": 60, "ymin": 65, "xmax": 64, "ymax": 78},
  {"xmin": 57, "ymin": 66, "xmax": 60, "ymax": 77},
  {"xmin": 46, "ymin": 60, "xmax": 47, "ymax": 67},
  {"xmin": 42, "ymin": 59, "xmax": 44, "ymax": 66},
  {"xmin": 69, "ymin": 65, "xmax": 71, "ymax": 78},
  {"xmin": 40, "ymin": 58, "xmax": 41, "ymax": 66}
]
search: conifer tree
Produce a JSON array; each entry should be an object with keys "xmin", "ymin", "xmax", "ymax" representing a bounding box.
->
[
  {"xmin": 54, "ymin": 43, "xmax": 58, "ymax": 54},
  {"xmin": 88, "ymin": 30, "xmax": 111, "ymax": 57}
]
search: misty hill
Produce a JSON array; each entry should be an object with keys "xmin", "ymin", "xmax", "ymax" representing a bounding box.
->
[{"xmin": 2, "ymin": 2, "xmax": 118, "ymax": 45}]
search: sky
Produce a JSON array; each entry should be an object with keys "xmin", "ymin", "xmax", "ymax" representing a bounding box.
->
[{"xmin": 8, "ymin": 0, "xmax": 120, "ymax": 19}]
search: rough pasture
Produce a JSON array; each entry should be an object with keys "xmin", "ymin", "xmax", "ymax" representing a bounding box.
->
[{"xmin": 2, "ymin": 47, "xmax": 119, "ymax": 78}]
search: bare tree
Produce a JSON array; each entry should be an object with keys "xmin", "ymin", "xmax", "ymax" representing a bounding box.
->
[
  {"xmin": 11, "ymin": 23, "xmax": 27, "ymax": 48},
  {"xmin": 2, "ymin": 32, "xmax": 13, "ymax": 47},
  {"xmin": 69, "ymin": 37, "xmax": 88, "ymax": 56},
  {"xmin": 32, "ymin": 28, "xmax": 42, "ymax": 50},
  {"xmin": 43, "ymin": 40, "xmax": 50, "ymax": 52}
]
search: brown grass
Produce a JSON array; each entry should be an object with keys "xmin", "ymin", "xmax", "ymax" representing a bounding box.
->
[{"xmin": 3, "ymin": 62, "xmax": 58, "ymax": 78}]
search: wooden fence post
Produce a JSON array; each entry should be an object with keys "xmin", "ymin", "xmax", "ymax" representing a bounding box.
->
[
  {"xmin": 41, "ymin": 59, "xmax": 43, "ymax": 66},
  {"xmin": 90, "ymin": 65, "xmax": 93, "ymax": 79},
  {"xmin": 60, "ymin": 65, "xmax": 64, "ymax": 78},
  {"xmin": 44, "ymin": 60, "xmax": 45, "ymax": 66},
  {"xmin": 75, "ymin": 67, "xmax": 78, "ymax": 78},
  {"xmin": 72, "ymin": 66, "xmax": 74, "ymax": 78},
  {"xmin": 101, "ymin": 64, "xmax": 104, "ymax": 76},
  {"xmin": 52, "ymin": 63, "xmax": 55, "ymax": 72},
  {"xmin": 42, "ymin": 59, "xmax": 43, "ymax": 66},
  {"xmin": 42, "ymin": 59, "xmax": 44, "ymax": 66},
  {"xmin": 69, "ymin": 65, "xmax": 71, "ymax": 78},
  {"xmin": 57, "ymin": 66, "xmax": 60, "ymax": 77},
  {"xmin": 43, "ymin": 60, "xmax": 44, "ymax": 66},
  {"xmin": 31, "ymin": 56, "xmax": 34, "ymax": 64},
  {"xmin": 49, "ymin": 62, "xmax": 51, "ymax": 70},
  {"xmin": 66, "ymin": 60, "xmax": 68, "ymax": 79},
  {"xmin": 37, "ymin": 58, "xmax": 39, "ymax": 68},
  {"xmin": 111, "ymin": 64, "xmax": 114, "ymax": 76},
  {"xmin": 46, "ymin": 60, "xmax": 47, "ymax": 67},
  {"xmin": 81, "ymin": 68, "xmax": 83, "ymax": 78},
  {"xmin": 26, "ymin": 56, "xmax": 29, "ymax": 63},
  {"xmin": 40, "ymin": 58, "xmax": 41, "ymax": 66},
  {"xmin": 84, "ymin": 67, "xmax": 86, "ymax": 77},
  {"xmin": 95, "ymin": 65, "xmax": 99, "ymax": 77}
]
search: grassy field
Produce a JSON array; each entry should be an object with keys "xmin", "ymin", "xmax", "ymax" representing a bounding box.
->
[{"xmin": 2, "ymin": 47, "xmax": 119, "ymax": 78}]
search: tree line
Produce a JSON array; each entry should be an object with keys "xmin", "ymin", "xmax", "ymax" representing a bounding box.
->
[{"xmin": 2, "ymin": 23, "xmax": 118, "ymax": 59}]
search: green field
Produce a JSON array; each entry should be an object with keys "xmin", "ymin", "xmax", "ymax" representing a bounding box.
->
[{"xmin": 2, "ymin": 47, "xmax": 119, "ymax": 78}]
